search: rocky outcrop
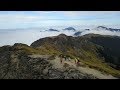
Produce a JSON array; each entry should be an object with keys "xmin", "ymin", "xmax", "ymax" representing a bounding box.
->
[{"xmin": 0, "ymin": 51, "xmax": 97, "ymax": 79}]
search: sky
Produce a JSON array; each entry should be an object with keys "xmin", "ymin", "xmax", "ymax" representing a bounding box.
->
[
  {"xmin": 0, "ymin": 11, "xmax": 120, "ymax": 46},
  {"xmin": 0, "ymin": 11, "xmax": 120, "ymax": 29}
]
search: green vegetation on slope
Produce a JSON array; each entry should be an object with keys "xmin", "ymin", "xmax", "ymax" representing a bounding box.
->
[
  {"xmin": 78, "ymin": 50, "xmax": 120, "ymax": 77},
  {"xmin": 1, "ymin": 34, "xmax": 120, "ymax": 78}
]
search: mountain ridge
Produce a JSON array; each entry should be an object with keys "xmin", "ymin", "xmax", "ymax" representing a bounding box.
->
[
  {"xmin": 0, "ymin": 33, "xmax": 120, "ymax": 79},
  {"xmin": 31, "ymin": 34, "xmax": 120, "ymax": 69},
  {"xmin": 96, "ymin": 26, "xmax": 120, "ymax": 32},
  {"xmin": 63, "ymin": 27, "xmax": 76, "ymax": 31}
]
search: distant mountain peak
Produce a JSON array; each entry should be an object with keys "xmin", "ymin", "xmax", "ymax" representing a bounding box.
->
[
  {"xmin": 85, "ymin": 29, "xmax": 90, "ymax": 31},
  {"xmin": 97, "ymin": 26, "xmax": 108, "ymax": 30},
  {"xmin": 96, "ymin": 26, "xmax": 120, "ymax": 32},
  {"xmin": 97, "ymin": 26, "xmax": 107, "ymax": 28},
  {"xmin": 46, "ymin": 29, "xmax": 59, "ymax": 32},
  {"xmin": 74, "ymin": 31, "xmax": 82, "ymax": 36},
  {"xmin": 63, "ymin": 27, "xmax": 76, "ymax": 31}
]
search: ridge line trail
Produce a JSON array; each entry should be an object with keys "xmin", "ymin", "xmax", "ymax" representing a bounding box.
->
[
  {"xmin": 29, "ymin": 55, "xmax": 117, "ymax": 79},
  {"xmin": 50, "ymin": 56, "xmax": 117, "ymax": 79}
]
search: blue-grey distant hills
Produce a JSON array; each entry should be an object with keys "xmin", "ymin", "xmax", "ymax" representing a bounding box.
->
[
  {"xmin": 96, "ymin": 26, "xmax": 120, "ymax": 32},
  {"xmin": 74, "ymin": 31, "xmax": 82, "ymax": 36},
  {"xmin": 73, "ymin": 26, "xmax": 120, "ymax": 37},
  {"xmin": 46, "ymin": 29, "xmax": 60, "ymax": 32},
  {"xmin": 73, "ymin": 29, "xmax": 90, "ymax": 36},
  {"xmin": 63, "ymin": 27, "xmax": 76, "ymax": 31}
]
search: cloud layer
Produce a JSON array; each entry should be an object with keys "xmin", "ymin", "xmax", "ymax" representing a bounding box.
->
[
  {"xmin": 0, "ymin": 11, "xmax": 120, "ymax": 46},
  {"xmin": 0, "ymin": 26, "xmax": 120, "ymax": 46}
]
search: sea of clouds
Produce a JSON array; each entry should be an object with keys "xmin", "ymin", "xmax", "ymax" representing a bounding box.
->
[{"xmin": 0, "ymin": 25, "xmax": 120, "ymax": 46}]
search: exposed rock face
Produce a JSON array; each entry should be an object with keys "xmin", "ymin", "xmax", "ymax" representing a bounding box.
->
[{"xmin": 0, "ymin": 51, "xmax": 97, "ymax": 79}]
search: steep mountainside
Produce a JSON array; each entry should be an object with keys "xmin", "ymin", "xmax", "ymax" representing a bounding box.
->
[
  {"xmin": 82, "ymin": 34, "xmax": 120, "ymax": 69},
  {"xmin": 31, "ymin": 34, "xmax": 120, "ymax": 77}
]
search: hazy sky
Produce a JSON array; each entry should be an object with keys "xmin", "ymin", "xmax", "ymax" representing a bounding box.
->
[
  {"xmin": 0, "ymin": 11, "xmax": 120, "ymax": 29},
  {"xmin": 0, "ymin": 11, "xmax": 120, "ymax": 46}
]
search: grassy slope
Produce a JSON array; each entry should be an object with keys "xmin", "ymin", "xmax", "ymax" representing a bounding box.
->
[
  {"xmin": 1, "ymin": 43, "xmax": 120, "ymax": 78},
  {"xmin": 33, "ymin": 43, "xmax": 120, "ymax": 77},
  {"xmin": 79, "ymin": 50, "xmax": 120, "ymax": 77},
  {"xmin": 26, "ymin": 45, "xmax": 120, "ymax": 77}
]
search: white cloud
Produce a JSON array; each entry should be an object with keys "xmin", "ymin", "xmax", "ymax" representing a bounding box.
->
[
  {"xmin": 0, "ymin": 25, "xmax": 120, "ymax": 46},
  {"xmin": 81, "ymin": 29, "xmax": 120, "ymax": 36}
]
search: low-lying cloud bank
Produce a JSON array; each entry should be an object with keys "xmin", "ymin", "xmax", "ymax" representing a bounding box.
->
[
  {"xmin": 80, "ymin": 29, "xmax": 120, "ymax": 36},
  {"xmin": 0, "ymin": 29, "xmax": 75, "ymax": 46},
  {"xmin": 0, "ymin": 26, "xmax": 120, "ymax": 46}
]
